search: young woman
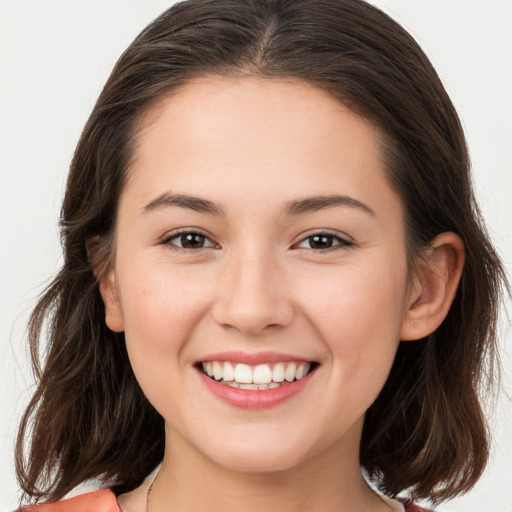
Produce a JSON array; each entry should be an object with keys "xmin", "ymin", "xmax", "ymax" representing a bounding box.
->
[{"xmin": 15, "ymin": 1, "xmax": 507, "ymax": 511}]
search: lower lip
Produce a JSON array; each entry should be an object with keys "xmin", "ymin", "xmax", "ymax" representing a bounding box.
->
[{"xmin": 198, "ymin": 369, "xmax": 315, "ymax": 409}]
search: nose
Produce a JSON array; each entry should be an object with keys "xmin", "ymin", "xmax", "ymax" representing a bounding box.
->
[{"xmin": 212, "ymin": 246, "xmax": 294, "ymax": 336}]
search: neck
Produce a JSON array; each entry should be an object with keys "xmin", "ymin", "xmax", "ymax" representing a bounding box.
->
[{"xmin": 146, "ymin": 424, "xmax": 390, "ymax": 512}]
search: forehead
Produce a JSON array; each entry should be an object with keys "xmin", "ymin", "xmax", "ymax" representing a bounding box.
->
[
  {"xmin": 124, "ymin": 76, "xmax": 401, "ymax": 223},
  {"xmin": 135, "ymin": 76, "xmax": 380, "ymax": 161}
]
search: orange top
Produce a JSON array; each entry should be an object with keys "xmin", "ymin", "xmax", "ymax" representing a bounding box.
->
[
  {"xmin": 22, "ymin": 489, "xmax": 120, "ymax": 512},
  {"xmin": 21, "ymin": 488, "xmax": 431, "ymax": 511}
]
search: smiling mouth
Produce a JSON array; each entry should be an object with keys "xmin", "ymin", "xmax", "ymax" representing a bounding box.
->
[{"xmin": 199, "ymin": 361, "xmax": 318, "ymax": 390}]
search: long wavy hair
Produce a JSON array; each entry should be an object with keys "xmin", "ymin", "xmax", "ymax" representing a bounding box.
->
[{"xmin": 16, "ymin": 0, "xmax": 507, "ymax": 505}]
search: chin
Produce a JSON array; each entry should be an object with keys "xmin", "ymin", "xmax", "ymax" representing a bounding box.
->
[
  {"xmin": 195, "ymin": 428, "xmax": 320, "ymax": 474},
  {"xmin": 215, "ymin": 448, "xmax": 307, "ymax": 474}
]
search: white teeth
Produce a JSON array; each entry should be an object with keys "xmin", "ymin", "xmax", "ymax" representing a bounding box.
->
[
  {"xmin": 284, "ymin": 362, "xmax": 297, "ymax": 382},
  {"xmin": 234, "ymin": 363, "xmax": 253, "ymax": 383},
  {"xmin": 272, "ymin": 363, "xmax": 285, "ymax": 382},
  {"xmin": 296, "ymin": 362, "xmax": 310, "ymax": 380},
  {"xmin": 223, "ymin": 381, "xmax": 279, "ymax": 390},
  {"xmin": 222, "ymin": 362, "xmax": 235, "ymax": 381},
  {"xmin": 239, "ymin": 383, "xmax": 258, "ymax": 390},
  {"xmin": 212, "ymin": 361, "xmax": 223, "ymax": 381},
  {"xmin": 201, "ymin": 360, "xmax": 313, "ymax": 387},
  {"xmin": 253, "ymin": 364, "xmax": 272, "ymax": 384}
]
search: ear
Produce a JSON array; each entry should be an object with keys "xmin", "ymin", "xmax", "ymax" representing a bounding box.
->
[
  {"xmin": 98, "ymin": 269, "xmax": 125, "ymax": 333},
  {"xmin": 86, "ymin": 235, "xmax": 124, "ymax": 333},
  {"xmin": 400, "ymin": 232, "xmax": 464, "ymax": 341}
]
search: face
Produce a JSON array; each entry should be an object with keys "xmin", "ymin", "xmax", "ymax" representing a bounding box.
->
[{"xmin": 103, "ymin": 76, "xmax": 414, "ymax": 474}]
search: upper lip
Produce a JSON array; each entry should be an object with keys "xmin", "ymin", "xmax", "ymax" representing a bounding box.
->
[{"xmin": 198, "ymin": 351, "xmax": 315, "ymax": 365}]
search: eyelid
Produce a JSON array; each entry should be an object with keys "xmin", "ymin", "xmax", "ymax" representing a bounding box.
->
[
  {"xmin": 159, "ymin": 228, "xmax": 352, "ymax": 252},
  {"xmin": 160, "ymin": 228, "xmax": 219, "ymax": 250},
  {"xmin": 292, "ymin": 229, "xmax": 354, "ymax": 250}
]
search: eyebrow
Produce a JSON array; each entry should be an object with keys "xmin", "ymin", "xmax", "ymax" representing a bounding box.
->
[
  {"xmin": 142, "ymin": 192, "xmax": 375, "ymax": 217},
  {"xmin": 284, "ymin": 195, "xmax": 375, "ymax": 216},
  {"xmin": 143, "ymin": 192, "xmax": 225, "ymax": 216}
]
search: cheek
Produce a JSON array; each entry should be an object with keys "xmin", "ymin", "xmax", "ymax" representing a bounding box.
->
[
  {"xmin": 302, "ymin": 258, "xmax": 405, "ymax": 322},
  {"xmin": 296, "ymin": 258, "xmax": 407, "ymax": 381},
  {"xmin": 116, "ymin": 260, "xmax": 215, "ymax": 384},
  {"xmin": 298, "ymin": 264, "xmax": 407, "ymax": 440},
  {"xmin": 120, "ymin": 254, "xmax": 213, "ymax": 325}
]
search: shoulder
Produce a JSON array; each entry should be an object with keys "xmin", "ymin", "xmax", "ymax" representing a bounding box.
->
[{"xmin": 20, "ymin": 489, "xmax": 120, "ymax": 512}]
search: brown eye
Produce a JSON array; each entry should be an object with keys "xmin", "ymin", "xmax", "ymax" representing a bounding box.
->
[
  {"xmin": 165, "ymin": 231, "xmax": 216, "ymax": 250},
  {"xmin": 308, "ymin": 235, "xmax": 335, "ymax": 249},
  {"xmin": 296, "ymin": 233, "xmax": 352, "ymax": 251},
  {"xmin": 179, "ymin": 233, "xmax": 206, "ymax": 248}
]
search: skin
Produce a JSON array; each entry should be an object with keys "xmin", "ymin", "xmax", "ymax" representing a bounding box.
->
[{"xmin": 100, "ymin": 76, "xmax": 464, "ymax": 512}]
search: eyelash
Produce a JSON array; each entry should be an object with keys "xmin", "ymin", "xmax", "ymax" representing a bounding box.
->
[
  {"xmin": 160, "ymin": 229, "xmax": 353, "ymax": 252},
  {"xmin": 294, "ymin": 231, "xmax": 353, "ymax": 251},
  {"xmin": 160, "ymin": 229, "xmax": 217, "ymax": 251}
]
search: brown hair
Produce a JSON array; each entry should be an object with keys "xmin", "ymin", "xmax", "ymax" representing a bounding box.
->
[{"xmin": 16, "ymin": 0, "xmax": 508, "ymax": 505}]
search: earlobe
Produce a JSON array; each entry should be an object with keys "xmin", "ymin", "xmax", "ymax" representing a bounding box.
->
[
  {"xmin": 86, "ymin": 234, "xmax": 123, "ymax": 332},
  {"xmin": 400, "ymin": 232, "xmax": 464, "ymax": 341},
  {"xmin": 99, "ymin": 270, "xmax": 125, "ymax": 333}
]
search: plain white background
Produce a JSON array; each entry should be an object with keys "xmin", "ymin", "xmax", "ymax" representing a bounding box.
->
[{"xmin": 1, "ymin": 1, "xmax": 511, "ymax": 510}]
